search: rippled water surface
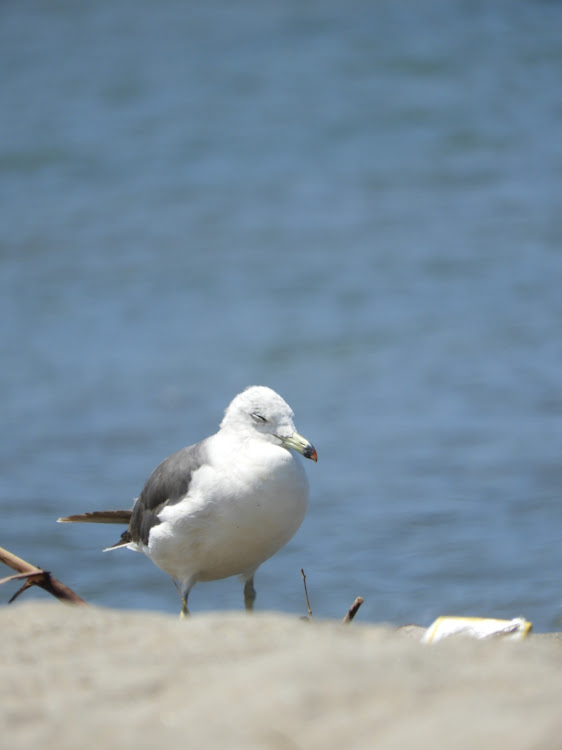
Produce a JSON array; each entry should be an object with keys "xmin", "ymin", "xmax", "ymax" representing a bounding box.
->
[{"xmin": 2, "ymin": 1, "xmax": 562, "ymax": 630}]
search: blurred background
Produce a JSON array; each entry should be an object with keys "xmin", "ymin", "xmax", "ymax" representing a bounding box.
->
[{"xmin": 1, "ymin": 0, "xmax": 562, "ymax": 630}]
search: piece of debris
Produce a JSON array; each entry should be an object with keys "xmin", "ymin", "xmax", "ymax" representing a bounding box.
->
[
  {"xmin": 422, "ymin": 615, "xmax": 532, "ymax": 643},
  {"xmin": 0, "ymin": 546, "xmax": 87, "ymax": 606}
]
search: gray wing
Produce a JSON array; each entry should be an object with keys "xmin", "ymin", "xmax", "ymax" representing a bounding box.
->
[{"xmin": 125, "ymin": 440, "xmax": 209, "ymax": 546}]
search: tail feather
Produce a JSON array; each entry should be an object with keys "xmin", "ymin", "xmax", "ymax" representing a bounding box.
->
[
  {"xmin": 104, "ymin": 529, "xmax": 133, "ymax": 551},
  {"xmin": 57, "ymin": 510, "xmax": 132, "ymax": 525}
]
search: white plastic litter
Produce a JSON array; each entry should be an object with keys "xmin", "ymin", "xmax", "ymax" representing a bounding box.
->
[{"xmin": 422, "ymin": 616, "xmax": 532, "ymax": 644}]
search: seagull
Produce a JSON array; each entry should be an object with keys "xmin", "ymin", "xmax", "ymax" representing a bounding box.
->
[{"xmin": 58, "ymin": 386, "xmax": 317, "ymax": 616}]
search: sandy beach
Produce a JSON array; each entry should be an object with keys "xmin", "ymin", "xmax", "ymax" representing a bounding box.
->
[{"xmin": 2, "ymin": 601, "xmax": 562, "ymax": 749}]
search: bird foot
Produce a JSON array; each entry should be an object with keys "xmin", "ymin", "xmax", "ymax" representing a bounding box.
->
[{"xmin": 244, "ymin": 577, "xmax": 256, "ymax": 612}]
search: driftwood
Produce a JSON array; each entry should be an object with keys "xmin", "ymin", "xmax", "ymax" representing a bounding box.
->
[{"xmin": 0, "ymin": 546, "xmax": 87, "ymax": 606}]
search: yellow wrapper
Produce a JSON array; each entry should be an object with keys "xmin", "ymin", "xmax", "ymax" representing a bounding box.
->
[{"xmin": 422, "ymin": 616, "xmax": 532, "ymax": 644}]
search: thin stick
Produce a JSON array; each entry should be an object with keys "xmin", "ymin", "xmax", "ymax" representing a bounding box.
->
[
  {"xmin": 0, "ymin": 546, "xmax": 87, "ymax": 606},
  {"xmin": 343, "ymin": 596, "xmax": 364, "ymax": 624},
  {"xmin": 300, "ymin": 568, "xmax": 313, "ymax": 619},
  {"xmin": 0, "ymin": 571, "xmax": 45, "ymax": 585}
]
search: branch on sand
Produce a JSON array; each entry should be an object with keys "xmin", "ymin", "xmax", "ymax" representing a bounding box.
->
[
  {"xmin": 342, "ymin": 596, "xmax": 364, "ymax": 624},
  {"xmin": 300, "ymin": 568, "xmax": 364, "ymax": 624},
  {"xmin": 0, "ymin": 546, "xmax": 87, "ymax": 606},
  {"xmin": 300, "ymin": 568, "xmax": 313, "ymax": 619}
]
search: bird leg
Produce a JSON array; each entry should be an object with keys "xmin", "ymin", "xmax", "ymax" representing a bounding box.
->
[
  {"xmin": 244, "ymin": 576, "xmax": 256, "ymax": 612},
  {"xmin": 173, "ymin": 578, "xmax": 190, "ymax": 618}
]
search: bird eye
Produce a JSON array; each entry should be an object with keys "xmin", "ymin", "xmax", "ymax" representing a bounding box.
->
[{"xmin": 251, "ymin": 413, "xmax": 268, "ymax": 423}]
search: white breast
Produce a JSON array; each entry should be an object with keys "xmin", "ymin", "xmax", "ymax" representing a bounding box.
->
[{"xmin": 144, "ymin": 435, "xmax": 309, "ymax": 584}]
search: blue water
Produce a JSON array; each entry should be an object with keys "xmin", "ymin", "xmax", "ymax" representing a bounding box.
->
[{"xmin": 2, "ymin": 1, "xmax": 562, "ymax": 630}]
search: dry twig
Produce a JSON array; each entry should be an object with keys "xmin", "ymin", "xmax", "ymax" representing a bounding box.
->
[
  {"xmin": 342, "ymin": 596, "xmax": 364, "ymax": 624},
  {"xmin": 0, "ymin": 546, "xmax": 87, "ymax": 606},
  {"xmin": 300, "ymin": 568, "xmax": 313, "ymax": 619}
]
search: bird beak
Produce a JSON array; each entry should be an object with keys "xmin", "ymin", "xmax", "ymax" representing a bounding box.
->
[{"xmin": 281, "ymin": 431, "xmax": 318, "ymax": 462}]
